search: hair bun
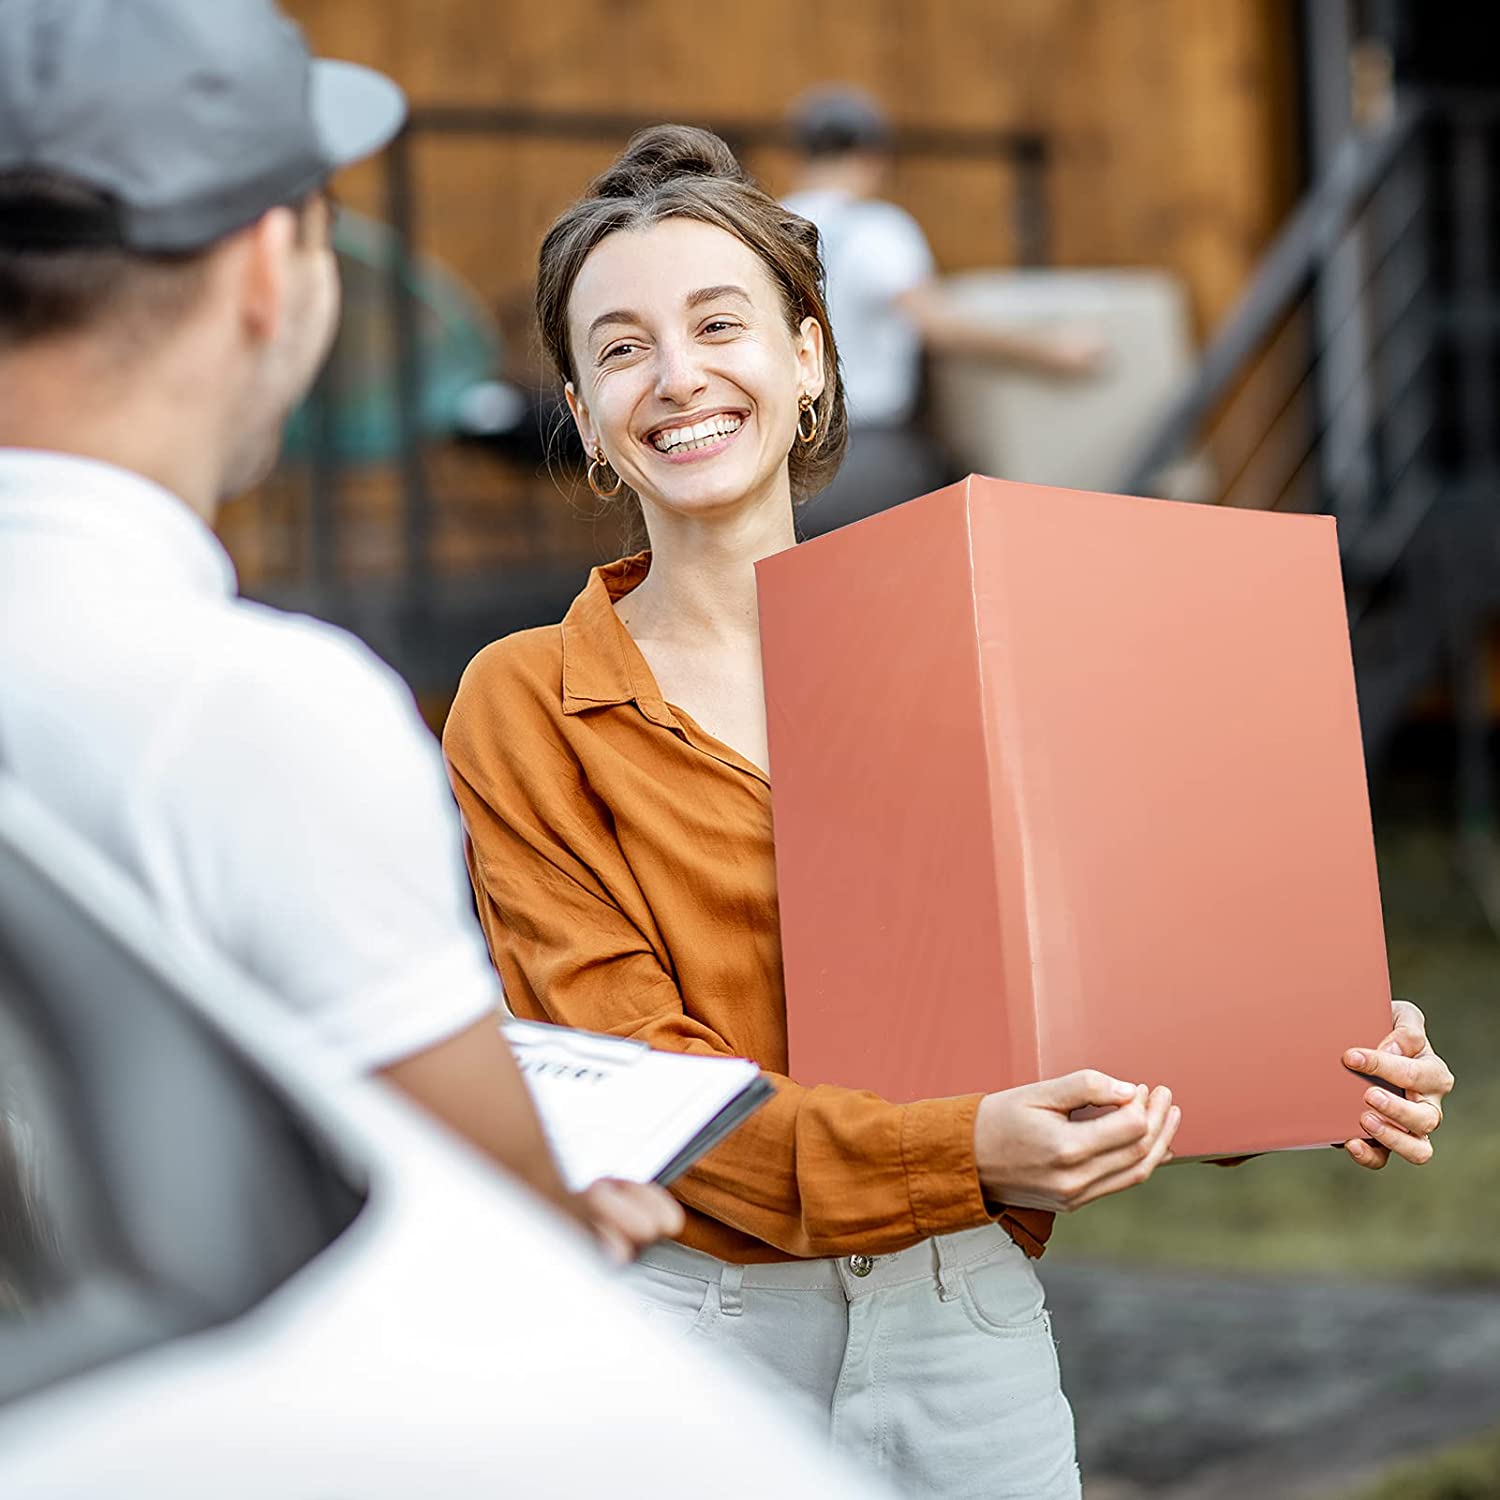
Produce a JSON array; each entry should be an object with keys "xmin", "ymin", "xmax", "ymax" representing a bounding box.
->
[{"xmin": 589, "ymin": 124, "xmax": 749, "ymax": 199}]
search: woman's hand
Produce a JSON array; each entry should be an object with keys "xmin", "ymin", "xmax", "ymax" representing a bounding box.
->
[
  {"xmin": 1341, "ymin": 998, "xmax": 1454, "ymax": 1170},
  {"xmin": 974, "ymin": 1071, "xmax": 1180, "ymax": 1213},
  {"xmin": 577, "ymin": 1178, "xmax": 685, "ymax": 1264}
]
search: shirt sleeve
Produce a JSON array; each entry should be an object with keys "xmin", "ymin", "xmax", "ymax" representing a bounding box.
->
[
  {"xmin": 444, "ymin": 689, "xmax": 1002, "ymax": 1261},
  {"xmin": 133, "ymin": 615, "xmax": 500, "ymax": 1073}
]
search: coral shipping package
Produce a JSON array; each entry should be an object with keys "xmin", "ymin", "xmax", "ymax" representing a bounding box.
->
[{"xmin": 757, "ymin": 475, "xmax": 1393, "ymax": 1160}]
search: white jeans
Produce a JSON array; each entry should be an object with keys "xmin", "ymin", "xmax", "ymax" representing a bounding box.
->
[{"xmin": 628, "ymin": 1223, "xmax": 1081, "ymax": 1499}]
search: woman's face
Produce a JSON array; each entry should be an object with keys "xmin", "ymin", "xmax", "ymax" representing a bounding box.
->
[{"xmin": 564, "ymin": 216, "xmax": 824, "ymax": 524}]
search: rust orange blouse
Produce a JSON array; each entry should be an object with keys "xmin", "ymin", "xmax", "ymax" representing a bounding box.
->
[{"xmin": 443, "ymin": 554, "xmax": 1053, "ymax": 1265}]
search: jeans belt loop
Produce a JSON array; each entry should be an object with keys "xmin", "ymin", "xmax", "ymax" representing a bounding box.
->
[
  {"xmin": 933, "ymin": 1236, "xmax": 961, "ymax": 1303},
  {"xmin": 719, "ymin": 1262, "xmax": 746, "ymax": 1317}
]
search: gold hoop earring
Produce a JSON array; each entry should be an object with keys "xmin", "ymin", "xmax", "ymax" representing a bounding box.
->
[
  {"xmin": 795, "ymin": 392, "xmax": 819, "ymax": 446},
  {"xmin": 587, "ymin": 445, "xmax": 623, "ymax": 499}
]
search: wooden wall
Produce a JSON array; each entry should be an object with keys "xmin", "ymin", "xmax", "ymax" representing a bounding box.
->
[
  {"xmin": 222, "ymin": 1, "xmax": 1302, "ymax": 608},
  {"xmin": 285, "ymin": 0, "xmax": 1301, "ymax": 343}
]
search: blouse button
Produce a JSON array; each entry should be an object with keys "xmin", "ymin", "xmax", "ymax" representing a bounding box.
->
[{"xmin": 848, "ymin": 1254, "xmax": 874, "ymax": 1278}]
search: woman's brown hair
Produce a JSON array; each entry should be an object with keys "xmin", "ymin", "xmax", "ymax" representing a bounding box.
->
[{"xmin": 536, "ymin": 124, "xmax": 847, "ymax": 502}]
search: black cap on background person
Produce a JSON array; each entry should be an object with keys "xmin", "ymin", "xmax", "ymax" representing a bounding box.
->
[
  {"xmin": 0, "ymin": 0, "xmax": 406, "ymax": 252},
  {"xmin": 787, "ymin": 85, "xmax": 894, "ymax": 159}
]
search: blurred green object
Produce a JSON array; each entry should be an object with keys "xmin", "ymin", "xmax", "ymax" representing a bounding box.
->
[
  {"xmin": 282, "ymin": 209, "xmax": 501, "ymax": 465},
  {"xmin": 1347, "ymin": 1426, "xmax": 1500, "ymax": 1499}
]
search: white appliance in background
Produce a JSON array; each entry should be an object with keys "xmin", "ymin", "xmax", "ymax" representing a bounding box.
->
[
  {"xmin": 930, "ymin": 268, "xmax": 1213, "ymax": 499},
  {"xmin": 0, "ymin": 776, "xmax": 887, "ymax": 1500}
]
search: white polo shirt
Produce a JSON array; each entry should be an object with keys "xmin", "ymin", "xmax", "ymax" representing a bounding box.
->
[
  {"xmin": 782, "ymin": 188, "xmax": 936, "ymax": 428},
  {"xmin": 0, "ymin": 449, "xmax": 498, "ymax": 1072}
]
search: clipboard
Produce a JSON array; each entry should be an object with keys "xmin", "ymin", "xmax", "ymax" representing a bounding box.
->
[{"xmin": 504, "ymin": 1019, "xmax": 774, "ymax": 1190}]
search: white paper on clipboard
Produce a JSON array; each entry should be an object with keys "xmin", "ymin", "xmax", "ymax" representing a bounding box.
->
[{"xmin": 503, "ymin": 1019, "xmax": 773, "ymax": 1191}]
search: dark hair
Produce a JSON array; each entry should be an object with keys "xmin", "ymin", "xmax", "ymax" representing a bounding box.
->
[
  {"xmin": 0, "ymin": 172, "xmax": 330, "ymax": 352},
  {"xmin": 789, "ymin": 87, "xmax": 894, "ymax": 160},
  {"xmin": 535, "ymin": 124, "xmax": 847, "ymax": 503}
]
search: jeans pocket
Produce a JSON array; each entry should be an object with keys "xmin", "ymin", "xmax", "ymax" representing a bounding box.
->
[
  {"xmin": 957, "ymin": 1245, "xmax": 1049, "ymax": 1337},
  {"xmin": 626, "ymin": 1261, "xmax": 717, "ymax": 1337}
]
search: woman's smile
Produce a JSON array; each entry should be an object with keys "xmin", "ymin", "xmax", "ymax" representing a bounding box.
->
[
  {"xmin": 642, "ymin": 409, "xmax": 749, "ymax": 465},
  {"xmin": 564, "ymin": 217, "xmax": 826, "ymax": 522}
]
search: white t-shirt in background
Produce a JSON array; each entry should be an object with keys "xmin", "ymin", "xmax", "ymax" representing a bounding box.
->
[
  {"xmin": 0, "ymin": 449, "xmax": 497, "ymax": 1073},
  {"xmin": 783, "ymin": 188, "xmax": 936, "ymax": 428}
]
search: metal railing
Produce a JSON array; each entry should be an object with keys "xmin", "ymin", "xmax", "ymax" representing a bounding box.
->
[
  {"xmin": 1120, "ymin": 88, "xmax": 1500, "ymax": 924},
  {"xmin": 1120, "ymin": 99, "xmax": 1436, "ymax": 587}
]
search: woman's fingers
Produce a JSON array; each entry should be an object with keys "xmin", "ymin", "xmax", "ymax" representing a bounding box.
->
[
  {"xmin": 1356, "ymin": 1106, "xmax": 1436, "ymax": 1166},
  {"xmin": 976, "ymin": 1078, "xmax": 1181, "ymax": 1212},
  {"xmin": 1339, "ymin": 1063, "xmax": 1444, "ymax": 1170},
  {"xmin": 1343, "ymin": 1137, "xmax": 1390, "ymax": 1171},
  {"xmin": 1339, "ymin": 1004, "xmax": 1451, "ymax": 1172},
  {"xmin": 1044, "ymin": 1069, "xmax": 1142, "ymax": 1114},
  {"xmin": 1062, "ymin": 1088, "xmax": 1176, "ymax": 1207},
  {"xmin": 1083, "ymin": 1084, "xmax": 1172, "ymax": 1164},
  {"xmin": 1074, "ymin": 1104, "xmax": 1182, "ymax": 1208},
  {"xmin": 1345, "ymin": 1046, "xmax": 1455, "ymax": 1102},
  {"xmin": 1077, "ymin": 1106, "xmax": 1178, "ymax": 1195},
  {"xmin": 1365, "ymin": 1085, "xmax": 1442, "ymax": 1137},
  {"xmin": 1064, "ymin": 1083, "xmax": 1156, "ymax": 1155}
]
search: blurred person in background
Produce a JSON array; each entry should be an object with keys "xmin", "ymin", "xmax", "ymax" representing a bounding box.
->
[
  {"xmin": 782, "ymin": 86, "xmax": 1107, "ymax": 538},
  {"xmin": 444, "ymin": 123, "xmax": 1455, "ymax": 1500},
  {"xmin": 0, "ymin": 0, "xmax": 677, "ymax": 1265}
]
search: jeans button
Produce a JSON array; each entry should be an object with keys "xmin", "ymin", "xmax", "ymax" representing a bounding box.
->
[{"xmin": 848, "ymin": 1254, "xmax": 874, "ymax": 1278}]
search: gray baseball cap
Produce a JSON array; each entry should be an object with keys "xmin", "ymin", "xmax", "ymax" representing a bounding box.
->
[{"xmin": 0, "ymin": 0, "xmax": 407, "ymax": 252}]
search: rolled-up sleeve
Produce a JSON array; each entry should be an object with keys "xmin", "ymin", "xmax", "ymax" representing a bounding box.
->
[{"xmin": 445, "ymin": 661, "xmax": 1002, "ymax": 1260}]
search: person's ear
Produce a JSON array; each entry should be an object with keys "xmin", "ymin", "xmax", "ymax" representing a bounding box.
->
[
  {"xmin": 235, "ymin": 206, "xmax": 300, "ymax": 345},
  {"xmin": 564, "ymin": 380, "xmax": 599, "ymax": 457},
  {"xmin": 795, "ymin": 316, "xmax": 826, "ymax": 402}
]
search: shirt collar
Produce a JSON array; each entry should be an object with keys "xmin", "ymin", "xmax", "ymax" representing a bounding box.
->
[
  {"xmin": 560, "ymin": 552, "xmax": 676, "ymax": 726},
  {"xmin": 0, "ymin": 448, "xmax": 238, "ymax": 599}
]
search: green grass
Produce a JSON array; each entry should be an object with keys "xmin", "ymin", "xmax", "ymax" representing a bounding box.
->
[
  {"xmin": 1046, "ymin": 823, "xmax": 1500, "ymax": 1282},
  {"xmin": 1343, "ymin": 1426, "xmax": 1500, "ymax": 1499}
]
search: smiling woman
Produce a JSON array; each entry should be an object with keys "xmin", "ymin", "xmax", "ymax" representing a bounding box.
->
[
  {"xmin": 565, "ymin": 218, "xmax": 822, "ymax": 548},
  {"xmin": 441, "ymin": 123, "xmax": 1453, "ymax": 1500},
  {"xmin": 443, "ymin": 126, "xmax": 1143, "ymax": 1500},
  {"xmin": 534, "ymin": 124, "xmax": 846, "ymax": 512}
]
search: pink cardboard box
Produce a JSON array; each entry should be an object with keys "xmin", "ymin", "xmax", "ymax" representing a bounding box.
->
[{"xmin": 757, "ymin": 476, "xmax": 1393, "ymax": 1159}]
